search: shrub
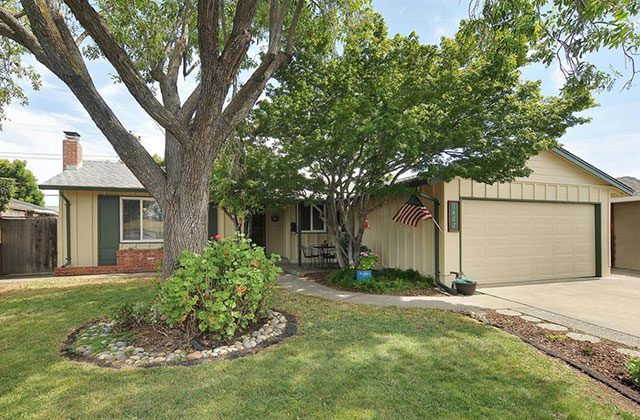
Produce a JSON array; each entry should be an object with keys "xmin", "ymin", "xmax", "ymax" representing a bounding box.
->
[
  {"xmin": 157, "ymin": 234, "xmax": 281, "ymax": 340},
  {"xmin": 326, "ymin": 267, "xmax": 434, "ymax": 293},
  {"xmin": 627, "ymin": 357, "xmax": 640, "ymax": 387},
  {"xmin": 113, "ymin": 302, "xmax": 160, "ymax": 330},
  {"xmin": 357, "ymin": 252, "xmax": 378, "ymax": 270}
]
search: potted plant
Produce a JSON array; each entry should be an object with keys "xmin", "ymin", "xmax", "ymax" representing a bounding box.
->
[
  {"xmin": 453, "ymin": 277, "xmax": 477, "ymax": 296},
  {"xmin": 355, "ymin": 252, "xmax": 377, "ymax": 281}
]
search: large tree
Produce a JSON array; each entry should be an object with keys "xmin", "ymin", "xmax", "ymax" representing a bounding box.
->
[
  {"xmin": 257, "ymin": 10, "xmax": 594, "ymax": 267},
  {"xmin": 0, "ymin": 0, "xmax": 354, "ymax": 276},
  {"xmin": 0, "ymin": 159, "xmax": 44, "ymax": 205}
]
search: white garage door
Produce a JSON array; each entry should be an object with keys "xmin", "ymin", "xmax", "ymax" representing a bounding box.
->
[{"xmin": 462, "ymin": 200, "xmax": 596, "ymax": 285}]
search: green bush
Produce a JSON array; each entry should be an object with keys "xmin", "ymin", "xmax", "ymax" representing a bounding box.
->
[
  {"xmin": 0, "ymin": 177, "xmax": 15, "ymax": 212},
  {"xmin": 627, "ymin": 357, "xmax": 640, "ymax": 387},
  {"xmin": 113, "ymin": 301, "xmax": 160, "ymax": 330},
  {"xmin": 326, "ymin": 267, "xmax": 434, "ymax": 293},
  {"xmin": 158, "ymin": 234, "xmax": 281, "ymax": 339}
]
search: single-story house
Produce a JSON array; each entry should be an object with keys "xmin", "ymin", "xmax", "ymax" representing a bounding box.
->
[
  {"xmin": 41, "ymin": 131, "xmax": 633, "ymax": 285},
  {"xmin": 611, "ymin": 194, "xmax": 640, "ymax": 272}
]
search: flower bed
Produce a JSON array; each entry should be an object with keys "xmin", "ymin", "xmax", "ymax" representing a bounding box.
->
[
  {"xmin": 63, "ymin": 310, "xmax": 294, "ymax": 368},
  {"xmin": 309, "ymin": 267, "xmax": 443, "ymax": 296},
  {"xmin": 483, "ymin": 309, "xmax": 640, "ymax": 403}
]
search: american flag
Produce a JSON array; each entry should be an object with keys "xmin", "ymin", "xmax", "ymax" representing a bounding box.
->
[{"xmin": 392, "ymin": 195, "xmax": 433, "ymax": 227}]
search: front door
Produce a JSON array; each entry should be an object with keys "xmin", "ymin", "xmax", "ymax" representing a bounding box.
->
[
  {"xmin": 249, "ymin": 213, "xmax": 267, "ymax": 248},
  {"xmin": 98, "ymin": 195, "xmax": 120, "ymax": 265}
]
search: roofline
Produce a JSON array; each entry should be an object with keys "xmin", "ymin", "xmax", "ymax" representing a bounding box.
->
[
  {"xmin": 39, "ymin": 185, "xmax": 147, "ymax": 193},
  {"xmin": 551, "ymin": 147, "xmax": 634, "ymax": 196},
  {"xmin": 612, "ymin": 196, "xmax": 640, "ymax": 203}
]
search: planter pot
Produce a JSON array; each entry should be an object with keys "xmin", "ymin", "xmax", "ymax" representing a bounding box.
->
[
  {"xmin": 356, "ymin": 270, "xmax": 372, "ymax": 281},
  {"xmin": 454, "ymin": 279, "xmax": 477, "ymax": 296}
]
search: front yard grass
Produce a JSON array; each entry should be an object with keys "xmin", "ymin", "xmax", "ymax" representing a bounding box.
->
[{"xmin": 0, "ymin": 277, "xmax": 636, "ymax": 418}]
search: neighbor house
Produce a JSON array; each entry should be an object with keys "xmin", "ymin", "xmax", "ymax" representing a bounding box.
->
[
  {"xmin": 611, "ymin": 190, "xmax": 640, "ymax": 272},
  {"xmin": 41, "ymin": 131, "xmax": 633, "ymax": 286}
]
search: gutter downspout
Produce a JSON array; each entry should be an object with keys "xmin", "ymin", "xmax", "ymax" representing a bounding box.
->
[
  {"xmin": 60, "ymin": 192, "xmax": 71, "ymax": 267},
  {"xmin": 418, "ymin": 191, "xmax": 454, "ymax": 294},
  {"xmin": 297, "ymin": 203, "xmax": 302, "ymax": 267}
]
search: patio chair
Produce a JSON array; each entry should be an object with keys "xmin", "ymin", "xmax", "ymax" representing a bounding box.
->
[
  {"xmin": 301, "ymin": 245, "xmax": 321, "ymax": 268},
  {"xmin": 320, "ymin": 248, "xmax": 337, "ymax": 267}
]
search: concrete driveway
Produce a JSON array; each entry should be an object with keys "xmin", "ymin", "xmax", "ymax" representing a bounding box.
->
[{"xmin": 478, "ymin": 270, "xmax": 640, "ymax": 345}]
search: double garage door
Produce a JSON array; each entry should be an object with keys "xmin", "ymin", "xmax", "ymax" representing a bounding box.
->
[{"xmin": 462, "ymin": 200, "xmax": 597, "ymax": 285}]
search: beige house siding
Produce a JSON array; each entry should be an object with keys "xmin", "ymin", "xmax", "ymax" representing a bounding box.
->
[
  {"xmin": 58, "ymin": 189, "xmax": 160, "ymax": 267},
  {"xmin": 363, "ymin": 185, "xmax": 437, "ymax": 277},
  {"xmin": 612, "ymin": 201, "xmax": 640, "ymax": 271}
]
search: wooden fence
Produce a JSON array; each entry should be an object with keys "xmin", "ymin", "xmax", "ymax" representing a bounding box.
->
[{"xmin": 1, "ymin": 217, "xmax": 57, "ymax": 275}]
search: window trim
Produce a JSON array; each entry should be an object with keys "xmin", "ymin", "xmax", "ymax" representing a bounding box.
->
[
  {"xmin": 298, "ymin": 203, "xmax": 327, "ymax": 233},
  {"xmin": 119, "ymin": 196, "xmax": 164, "ymax": 243}
]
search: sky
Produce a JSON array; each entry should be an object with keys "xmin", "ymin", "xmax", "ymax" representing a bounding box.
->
[{"xmin": 1, "ymin": 0, "xmax": 639, "ymax": 207}]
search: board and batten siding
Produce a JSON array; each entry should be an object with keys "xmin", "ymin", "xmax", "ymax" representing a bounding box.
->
[
  {"xmin": 363, "ymin": 185, "xmax": 437, "ymax": 277},
  {"xmin": 440, "ymin": 151, "xmax": 621, "ymax": 284},
  {"xmin": 57, "ymin": 190, "xmax": 161, "ymax": 267},
  {"xmin": 612, "ymin": 201, "xmax": 640, "ymax": 271}
]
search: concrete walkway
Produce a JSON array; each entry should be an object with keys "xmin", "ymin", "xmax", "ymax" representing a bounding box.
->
[
  {"xmin": 278, "ymin": 272, "xmax": 640, "ymax": 348},
  {"xmin": 278, "ymin": 273, "xmax": 509, "ymax": 312}
]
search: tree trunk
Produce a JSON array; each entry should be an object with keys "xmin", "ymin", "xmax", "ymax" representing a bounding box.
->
[{"xmin": 160, "ymin": 148, "xmax": 213, "ymax": 278}]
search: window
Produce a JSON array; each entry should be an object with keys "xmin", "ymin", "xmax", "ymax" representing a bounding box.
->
[
  {"xmin": 298, "ymin": 203, "xmax": 326, "ymax": 232},
  {"xmin": 120, "ymin": 198, "xmax": 164, "ymax": 242}
]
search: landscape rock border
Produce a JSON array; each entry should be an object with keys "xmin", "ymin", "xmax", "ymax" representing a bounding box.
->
[
  {"xmin": 61, "ymin": 310, "xmax": 297, "ymax": 369},
  {"xmin": 480, "ymin": 310, "xmax": 640, "ymax": 406}
]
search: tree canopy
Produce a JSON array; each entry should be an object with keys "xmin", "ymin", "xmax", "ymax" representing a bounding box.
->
[
  {"xmin": 471, "ymin": 0, "xmax": 640, "ymax": 90},
  {"xmin": 0, "ymin": 159, "xmax": 44, "ymax": 206},
  {"xmin": 257, "ymin": 9, "xmax": 594, "ymax": 266},
  {"xmin": 210, "ymin": 131, "xmax": 305, "ymax": 233}
]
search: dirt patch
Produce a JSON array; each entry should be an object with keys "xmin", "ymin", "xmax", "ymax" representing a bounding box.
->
[
  {"xmin": 484, "ymin": 310, "xmax": 640, "ymax": 404},
  {"xmin": 305, "ymin": 272, "xmax": 447, "ymax": 296}
]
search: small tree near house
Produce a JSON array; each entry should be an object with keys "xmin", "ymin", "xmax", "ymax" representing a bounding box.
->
[
  {"xmin": 209, "ymin": 129, "xmax": 305, "ymax": 235},
  {"xmin": 257, "ymin": 10, "xmax": 595, "ymax": 267}
]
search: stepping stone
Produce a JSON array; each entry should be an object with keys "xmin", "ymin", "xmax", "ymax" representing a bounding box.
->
[
  {"xmin": 520, "ymin": 315, "xmax": 542, "ymax": 323},
  {"xmin": 496, "ymin": 309, "xmax": 522, "ymax": 317},
  {"xmin": 566, "ymin": 332, "xmax": 601, "ymax": 343},
  {"xmin": 617, "ymin": 348, "xmax": 640, "ymax": 358},
  {"xmin": 537, "ymin": 323, "xmax": 568, "ymax": 332}
]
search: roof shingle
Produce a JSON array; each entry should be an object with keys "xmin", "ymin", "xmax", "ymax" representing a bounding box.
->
[{"xmin": 40, "ymin": 161, "xmax": 145, "ymax": 190}]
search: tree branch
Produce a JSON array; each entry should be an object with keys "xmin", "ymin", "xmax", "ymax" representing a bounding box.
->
[
  {"xmin": 63, "ymin": 0, "xmax": 189, "ymax": 144},
  {"xmin": 0, "ymin": 6, "xmax": 43, "ymax": 56},
  {"xmin": 220, "ymin": 51, "xmax": 290, "ymax": 135}
]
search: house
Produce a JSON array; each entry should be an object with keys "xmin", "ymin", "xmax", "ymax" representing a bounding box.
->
[
  {"xmin": 611, "ymin": 178, "xmax": 640, "ymax": 271},
  {"xmin": 41, "ymin": 131, "xmax": 632, "ymax": 285},
  {"xmin": 1, "ymin": 199, "xmax": 58, "ymax": 219}
]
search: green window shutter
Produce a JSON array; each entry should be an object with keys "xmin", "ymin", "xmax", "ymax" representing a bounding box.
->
[
  {"xmin": 207, "ymin": 203, "xmax": 218, "ymax": 238},
  {"xmin": 98, "ymin": 195, "xmax": 120, "ymax": 266}
]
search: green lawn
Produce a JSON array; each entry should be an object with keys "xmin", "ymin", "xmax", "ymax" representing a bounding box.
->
[{"xmin": 0, "ymin": 278, "xmax": 635, "ymax": 419}]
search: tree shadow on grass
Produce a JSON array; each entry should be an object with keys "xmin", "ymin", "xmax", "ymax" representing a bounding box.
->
[{"xmin": 0, "ymin": 285, "xmax": 631, "ymax": 419}]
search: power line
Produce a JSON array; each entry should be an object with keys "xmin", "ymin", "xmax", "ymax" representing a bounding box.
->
[{"xmin": 0, "ymin": 151, "xmax": 118, "ymax": 158}]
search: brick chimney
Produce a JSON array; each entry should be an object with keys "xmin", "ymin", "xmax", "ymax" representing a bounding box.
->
[{"xmin": 63, "ymin": 131, "xmax": 82, "ymax": 170}]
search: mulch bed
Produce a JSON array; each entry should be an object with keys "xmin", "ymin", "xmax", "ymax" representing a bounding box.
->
[
  {"xmin": 61, "ymin": 310, "xmax": 297, "ymax": 369},
  {"xmin": 305, "ymin": 272, "xmax": 447, "ymax": 296},
  {"xmin": 484, "ymin": 310, "xmax": 640, "ymax": 404}
]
